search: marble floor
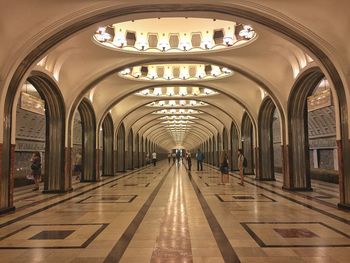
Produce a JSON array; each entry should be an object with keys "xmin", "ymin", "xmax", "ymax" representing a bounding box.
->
[{"xmin": 1, "ymin": 161, "xmax": 349, "ymax": 262}]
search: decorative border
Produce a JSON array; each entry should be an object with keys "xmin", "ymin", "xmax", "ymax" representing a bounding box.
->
[
  {"xmin": 241, "ymin": 221, "xmax": 350, "ymax": 247},
  {"xmin": 215, "ymin": 193, "xmax": 276, "ymax": 202},
  {"xmin": 0, "ymin": 223, "xmax": 108, "ymax": 249},
  {"xmin": 77, "ymin": 194, "xmax": 137, "ymax": 203}
]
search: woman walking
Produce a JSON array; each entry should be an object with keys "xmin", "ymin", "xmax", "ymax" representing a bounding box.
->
[
  {"xmin": 219, "ymin": 152, "xmax": 229, "ymax": 184},
  {"xmin": 237, "ymin": 149, "xmax": 245, "ymax": 185},
  {"xmin": 30, "ymin": 151, "xmax": 42, "ymax": 191}
]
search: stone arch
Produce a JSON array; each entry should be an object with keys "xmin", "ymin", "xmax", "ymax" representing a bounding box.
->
[
  {"xmin": 102, "ymin": 113, "xmax": 114, "ymax": 176},
  {"xmin": 230, "ymin": 122, "xmax": 239, "ymax": 171},
  {"xmin": 77, "ymin": 98, "xmax": 97, "ymax": 182},
  {"xmin": 257, "ymin": 97, "xmax": 276, "ymax": 181},
  {"xmin": 241, "ymin": 112, "xmax": 254, "ymax": 174},
  {"xmin": 135, "ymin": 133, "xmax": 140, "ymax": 168},
  {"xmin": 1, "ymin": 71, "xmax": 67, "ymax": 212},
  {"xmin": 127, "ymin": 128, "xmax": 134, "ymax": 170},
  {"xmin": 116, "ymin": 123, "xmax": 126, "ymax": 172}
]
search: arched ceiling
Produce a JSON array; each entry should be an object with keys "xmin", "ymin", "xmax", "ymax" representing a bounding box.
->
[{"xmin": 1, "ymin": 1, "xmax": 349, "ymax": 150}]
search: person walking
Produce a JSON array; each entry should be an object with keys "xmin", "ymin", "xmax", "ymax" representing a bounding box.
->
[
  {"xmin": 172, "ymin": 152, "xmax": 176, "ymax": 163},
  {"xmin": 145, "ymin": 152, "xmax": 150, "ymax": 165},
  {"xmin": 186, "ymin": 151, "xmax": 192, "ymax": 171},
  {"xmin": 176, "ymin": 150, "xmax": 181, "ymax": 164},
  {"xmin": 73, "ymin": 152, "xmax": 82, "ymax": 180},
  {"xmin": 196, "ymin": 149, "xmax": 204, "ymax": 171},
  {"xmin": 30, "ymin": 151, "xmax": 42, "ymax": 191},
  {"xmin": 168, "ymin": 152, "xmax": 171, "ymax": 164},
  {"xmin": 219, "ymin": 152, "xmax": 229, "ymax": 184},
  {"xmin": 237, "ymin": 149, "xmax": 245, "ymax": 185},
  {"xmin": 152, "ymin": 151, "xmax": 157, "ymax": 166}
]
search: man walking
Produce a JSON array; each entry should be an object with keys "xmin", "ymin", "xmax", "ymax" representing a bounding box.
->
[
  {"xmin": 152, "ymin": 151, "xmax": 157, "ymax": 166},
  {"xmin": 195, "ymin": 149, "xmax": 204, "ymax": 171}
]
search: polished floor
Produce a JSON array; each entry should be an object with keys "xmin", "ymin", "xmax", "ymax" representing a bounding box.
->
[{"xmin": 1, "ymin": 161, "xmax": 350, "ymax": 263}]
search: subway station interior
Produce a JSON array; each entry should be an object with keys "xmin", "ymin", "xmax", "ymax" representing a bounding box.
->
[{"xmin": 0, "ymin": 1, "xmax": 350, "ymax": 262}]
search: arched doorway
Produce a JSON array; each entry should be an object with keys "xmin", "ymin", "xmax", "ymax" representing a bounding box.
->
[
  {"xmin": 116, "ymin": 123, "xmax": 126, "ymax": 172},
  {"xmin": 135, "ymin": 133, "xmax": 140, "ymax": 168},
  {"xmin": 258, "ymin": 97, "xmax": 277, "ymax": 180},
  {"xmin": 102, "ymin": 114, "xmax": 114, "ymax": 176},
  {"xmin": 12, "ymin": 73, "xmax": 66, "ymax": 200},
  {"xmin": 288, "ymin": 71, "xmax": 339, "ymax": 192},
  {"xmin": 230, "ymin": 122, "xmax": 239, "ymax": 171},
  {"xmin": 77, "ymin": 98, "xmax": 97, "ymax": 182},
  {"xmin": 241, "ymin": 112, "xmax": 254, "ymax": 174},
  {"xmin": 127, "ymin": 129, "xmax": 134, "ymax": 170},
  {"xmin": 216, "ymin": 133, "xmax": 221, "ymax": 167}
]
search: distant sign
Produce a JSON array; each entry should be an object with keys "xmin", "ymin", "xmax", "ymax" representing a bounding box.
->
[
  {"xmin": 307, "ymin": 89, "xmax": 332, "ymax": 112},
  {"xmin": 21, "ymin": 92, "xmax": 45, "ymax": 115}
]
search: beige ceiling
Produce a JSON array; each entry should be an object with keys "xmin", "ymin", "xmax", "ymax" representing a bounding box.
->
[{"xmin": 0, "ymin": 0, "xmax": 349, "ymax": 150}]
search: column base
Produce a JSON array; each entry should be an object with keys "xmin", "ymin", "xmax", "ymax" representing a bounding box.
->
[
  {"xmin": 42, "ymin": 189, "xmax": 71, "ymax": 194},
  {"xmin": 255, "ymin": 178, "xmax": 276, "ymax": 181},
  {"xmin": 79, "ymin": 180, "xmax": 99, "ymax": 183},
  {"xmin": 101, "ymin": 174, "xmax": 115, "ymax": 177},
  {"xmin": 282, "ymin": 186, "xmax": 313, "ymax": 192},
  {"xmin": 338, "ymin": 203, "xmax": 350, "ymax": 211},
  {"xmin": 0, "ymin": 206, "xmax": 16, "ymax": 215}
]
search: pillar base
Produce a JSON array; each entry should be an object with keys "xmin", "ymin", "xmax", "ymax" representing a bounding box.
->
[
  {"xmin": 0, "ymin": 206, "xmax": 16, "ymax": 215},
  {"xmin": 101, "ymin": 174, "xmax": 115, "ymax": 177},
  {"xmin": 282, "ymin": 186, "xmax": 313, "ymax": 192},
  {"xmin": 42, "ymin": 189, "xmax": 71, "ymax": 194},
  {"xmin": 256, "ymin": 178, "xmax": 276, "ymax": 181},
  {"xmin": 79, "ymin": 180, "xmax": 99, "ymax": 183},
  {"xmin": 338, "ymin": 203, "xmax": 350, "ymax": 211}
]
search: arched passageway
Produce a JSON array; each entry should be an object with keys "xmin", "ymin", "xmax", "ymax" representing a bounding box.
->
[
  {"xmin": 258, "ymin": 97, "xmax": 277, "ymax": 181},
  {"xmin": 241, "ymin": 113, "xmax": 254, "ymax": 175},
  {"xmin": 116, "ymin": 123, "xmax": 126, "ymax": 172},
  {"xmin": 77, "ymin": 98, "xmax": 97, "ymax": 182},
  {"xmin": 135, "ymin": 133, "xmax": 140, "ymax": 168},
  {"xmin": 230, "ymin": 122, "xmax": 239, "ymax": 171},
  {"xmin": 127, "ymin": 129, "xmax": 134, "ymax": 170},
  {"xmin": 102, "ymin": 114, "xmax": 114, "ymax": 176}
]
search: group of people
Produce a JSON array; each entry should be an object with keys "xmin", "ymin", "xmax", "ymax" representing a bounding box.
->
[
  {"xmin": 145, "ymin": 152, "xmax": 157, "ymax": 166},
  {"xmin": 218, "ymin": 149, "xmax": 246, "ymax": 185}
]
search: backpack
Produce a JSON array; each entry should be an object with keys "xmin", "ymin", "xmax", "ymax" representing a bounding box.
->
[{"xmin": 242, "ymin": 157, "xmax": 247, "ymax": 168}]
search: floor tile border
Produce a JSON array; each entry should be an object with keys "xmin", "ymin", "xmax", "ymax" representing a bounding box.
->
[
  {"xmin": 103, "ymin": 165, "xmax": 174, "ymax": 263},
  {"xmin": 0, "ymin": 223, "xmax": 108, "ymax": 249},
  {"xmin": 241, "ymin": 221, "xmax": 350, "ymax": 248}
]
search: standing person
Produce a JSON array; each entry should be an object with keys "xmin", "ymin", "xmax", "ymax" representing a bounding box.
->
[
  {"xmin": 172, "ymin": 152, "xmax": 176, "ymax": 163},
  {"xmin": 196, "ymin": 149, "xmax": 204, "ymax": 171},
  {"xmin": 73, "ymin": 152, "xmax": 82, "ymax": 180},
  {"xmin": 237, "ymin": 149, "xmax": 245, "ymax": 185},
  {"xmin": 176, "ymin": 150, "xmax": 181, "ymax": 164},
  {"xmin": 168, "ymin": 152, "xmax": 171, "ymax": 164},
  {"xmin": 186, "ymin": 151, "xmax": 192, "ymax": 171},
  {"xmin": 152, "ymin": 151, "xmax": 157, "ymax": 166},
  {"xmin": 30, "ymin": 151, "xmax": 42, "ymax": 191},
  {"xmin": 145, "ymin": 152, "xmax": 150, "ymax": 165},
  {"xmin": 219, "ymin": 152, "xmax": 229, "ymax": 184}
]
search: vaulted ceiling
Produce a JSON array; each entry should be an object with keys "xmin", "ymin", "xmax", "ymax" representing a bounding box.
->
[{"xmin": 1, "ymin": 1, "xmax": 349, "ymax": 149}]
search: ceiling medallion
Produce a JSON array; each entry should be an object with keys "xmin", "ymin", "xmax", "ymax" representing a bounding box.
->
[
  {"xmin": 135, "ymin": 86, "xmax": 217, "ymax": 97},
  {"xmin": 146, "ymin": 100, "xmax": 207, "ymax": 107},
  {"xmin": 119, "ymin": 63, "xmax": 233, "ymax": 81},
  {"xmin": 152, "ymin": 109, "xmax": 202, "ymax": 114},
  {"xmin": 93, "ymin": 17, "xmax": 256, "ymax": 54}
]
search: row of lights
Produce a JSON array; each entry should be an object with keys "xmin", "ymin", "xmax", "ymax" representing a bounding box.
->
[
  {"xmin": 147, "ymin": 100, "xmax": 207, "ymax": 107},
  {"xmin": 94, "ymin": 24, "xmax": 255, "ymax": 52},
  {"xmin": 119, "ymin": 64, "xmax": 232, "ymax": 81},
  {"xmin": 137, "ymin": 87, "xmax": 216, "ymax": 97},
  {"xmin": 153, "ymin": 109, "xmax": 201, "ymax": 114}
]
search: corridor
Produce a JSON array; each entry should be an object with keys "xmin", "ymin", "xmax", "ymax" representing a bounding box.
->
[{"xmin": 0, "ymin": 161, "xmax": 349, "ymax": 263}]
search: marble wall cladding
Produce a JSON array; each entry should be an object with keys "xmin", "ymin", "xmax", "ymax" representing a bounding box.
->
[
  {"xmin": 14, "ymin": 152, "xmax": 45, "ymax": 179},
  {"xmin": 318, "ymin": 149, "xmax": 335, "ymax": 170},
  {"xmin": 273, "ymin": 143, "xmax": 282, "ymax": 168}
]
